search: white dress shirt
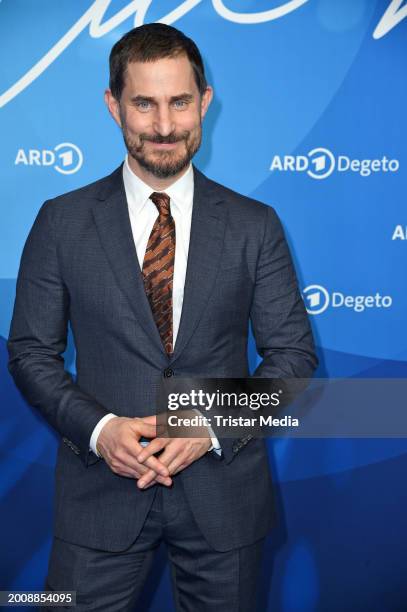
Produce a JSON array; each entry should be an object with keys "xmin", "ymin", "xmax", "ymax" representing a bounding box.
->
[{"xmin": 89, "ymin": 156, "xmax": 221, "ymax": 456}]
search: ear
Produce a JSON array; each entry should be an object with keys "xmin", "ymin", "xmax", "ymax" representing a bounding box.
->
[
  {"xmin": 200, "ymin": 86, "xmax": 213, "ymax": 120},
  {"xmin": 104, "ymin": 89, "xmax": 122, "ymax": 128}
]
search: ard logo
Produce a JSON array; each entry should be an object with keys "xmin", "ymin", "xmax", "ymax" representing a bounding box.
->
[
  {"xmin": 15, "ymin": 143, "xmax": 83, "ymax": 175},
  {"xmin": 392, "ymin": 225, "xmax": 407, "ymax": 240}
]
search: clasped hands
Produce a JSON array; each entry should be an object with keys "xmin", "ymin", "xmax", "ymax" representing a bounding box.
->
[{"xmin": 96, "ymin": 412, "xmax": 211, "ymax": 489}]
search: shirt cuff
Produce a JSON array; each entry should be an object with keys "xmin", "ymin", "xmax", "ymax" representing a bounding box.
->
[
  {"xmin": 90, "ymin": 413, "xmax": 117, "ymax": 456},
  {"xmin": 192, "ymin": 409, "xmax": 222, "ymax": 455}
]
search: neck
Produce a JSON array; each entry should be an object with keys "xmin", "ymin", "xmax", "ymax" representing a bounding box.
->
[{"xmin": 127, "ymin": 155, "xmax": 190, "ymax": 190}]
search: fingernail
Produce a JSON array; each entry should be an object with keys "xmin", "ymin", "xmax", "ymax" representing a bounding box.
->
[{"xmin": 138, "ymin": 480, "xmax": 145, "ymax": 488}]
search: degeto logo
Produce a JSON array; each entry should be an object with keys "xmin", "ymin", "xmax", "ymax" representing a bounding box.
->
[
  {"xmin": 303, "ymin": 284, "xmax": 393, "ymax": 315},
  {"xmin": 270, "ymin": 147, "xmax": 399, "ymax": 180},
  {"xmin": 303, "ymin": 284, "xmax": 330, "ymax": 314},
  {"xmin": 15, "ymin": 142, "xmax": 83, "ymax": 175}
]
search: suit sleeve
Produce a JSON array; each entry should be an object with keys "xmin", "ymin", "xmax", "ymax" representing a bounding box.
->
[
  {"xmin": 250, "ymin": 205, "xmax": 317, "ymax": 379},
  {"xmin": 209, "ymin": 205, "xmax": 318, "ymax": 463},
  {"xmin": 7, "ymin": 200, "xmax": 110, "ymax": 466}
]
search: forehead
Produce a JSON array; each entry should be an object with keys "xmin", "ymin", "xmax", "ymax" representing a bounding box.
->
[{"xmin": 123, "ymin": 55, "xmax": 197, "ymax": 95}]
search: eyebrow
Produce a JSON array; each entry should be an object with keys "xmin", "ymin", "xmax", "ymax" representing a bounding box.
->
[{"xmin": 130, "ymin": 93, "xmax": 194, "ymax": 103}]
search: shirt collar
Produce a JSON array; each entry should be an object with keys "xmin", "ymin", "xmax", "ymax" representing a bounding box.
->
[{"xmin": 123, "ymin": 154, "xmax": 194, "ymax": 216}]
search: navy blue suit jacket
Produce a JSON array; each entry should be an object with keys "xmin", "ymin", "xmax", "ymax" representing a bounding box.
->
[{"xmin": 7, "ymin": 164, "xmax": 317, "ymax": 551}]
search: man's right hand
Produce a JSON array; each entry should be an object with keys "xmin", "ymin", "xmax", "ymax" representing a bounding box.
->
[{"xmin": 96, "ymin": 416, "xmax": 172, "ymax": 487}]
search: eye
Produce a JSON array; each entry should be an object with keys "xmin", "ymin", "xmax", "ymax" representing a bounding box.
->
[
  {"xmin": 136, "ymin": 100, "xmax": 152, "ymax": 111},
  {"xmin": 173, "ymin": 99, "xmax": 188, "ymax": 109}
]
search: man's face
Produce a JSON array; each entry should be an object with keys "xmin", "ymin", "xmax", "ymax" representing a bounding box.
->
[{"xmin": 105, "ymin": 54, "xmax": 212, "ymax": 181}]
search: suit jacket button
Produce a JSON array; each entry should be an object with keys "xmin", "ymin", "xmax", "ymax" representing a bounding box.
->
[{"xmin": 164, "ymin": 368, "xmax": 173, "ymax": 378}]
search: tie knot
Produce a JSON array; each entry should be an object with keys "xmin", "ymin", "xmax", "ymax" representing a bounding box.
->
[{"xmin": 150, "ymin": 192, "xmax": 171, "ymax": 217}]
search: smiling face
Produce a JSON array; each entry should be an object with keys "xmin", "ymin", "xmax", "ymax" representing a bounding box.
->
[{"xmin": 105, "ymin": 54, "xmax": 213, "ymax": 187}]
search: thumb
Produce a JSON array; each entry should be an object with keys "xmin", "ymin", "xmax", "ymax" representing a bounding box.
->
[
  {"xmin": 141, "ymin": 414, "xmax": 167, "ymax": 435},
  {"xmin": 140, "ymin": 415, "xmax": 157, "ymax": 425},
  {"xmin": 130, "ymin": 417, "xmax": 162, "ymax": 438}
]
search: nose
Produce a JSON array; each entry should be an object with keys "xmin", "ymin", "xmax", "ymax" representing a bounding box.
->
[{"xmin": 152, "ymin": 104, "xmax": 175, "ymax": 138}]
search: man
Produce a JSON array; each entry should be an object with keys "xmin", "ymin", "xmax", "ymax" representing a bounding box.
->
[{"xmin": 7, "ymin": 23, "xmax": 317, "ymax": 611}]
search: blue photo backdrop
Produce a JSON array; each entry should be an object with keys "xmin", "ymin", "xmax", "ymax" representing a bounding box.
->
[{"xmin": 1, "ymin": 1, "xmax": 406, "ymax": 610}]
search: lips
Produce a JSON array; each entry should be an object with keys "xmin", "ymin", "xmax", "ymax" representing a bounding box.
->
[{"xmin": 151, "ymin": 142, "xmax": 178, "ymax": 148}]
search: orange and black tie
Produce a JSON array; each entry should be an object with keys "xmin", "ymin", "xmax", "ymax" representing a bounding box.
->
[{"xmin": 142, "ymin": 192, "xmax": 176, "ymax": 355}]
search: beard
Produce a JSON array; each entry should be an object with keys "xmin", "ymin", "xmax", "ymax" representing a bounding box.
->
[{"xmin": 122, "ymin": 124, "xmax": 202, "ymax": 179}]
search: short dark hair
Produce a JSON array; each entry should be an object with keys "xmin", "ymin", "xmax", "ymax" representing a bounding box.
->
[{"xmin": 109, "ymin": 23, "xmax": 207, "ymax": 100}]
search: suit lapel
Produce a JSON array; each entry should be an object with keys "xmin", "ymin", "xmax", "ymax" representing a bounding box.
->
[
  {"xmin": 171, "ymin": 165, "xmax": 227, "ymax": 361},
  {"xmin": 92, "ymin": 164, "xmax": 166, "ymax": 356},
  {"xmin": 91, "ymin": 163, "xmax": 227, "ymax": 362}
]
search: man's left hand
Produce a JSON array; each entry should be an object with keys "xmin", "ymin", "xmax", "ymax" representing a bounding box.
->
[{"xmin": 136, "ymin": 414, "xmax": 211, "ymax": 488}]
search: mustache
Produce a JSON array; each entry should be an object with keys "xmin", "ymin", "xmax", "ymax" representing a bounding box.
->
[{"xmin": 140, "ymin": 132, "xmax": 188, "ymax": 144}]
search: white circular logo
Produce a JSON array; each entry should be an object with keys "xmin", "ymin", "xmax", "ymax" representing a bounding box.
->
[
  {"xmin": 54, "ymin": 142, "xmax": 83, "ymax": 175},
  {"xmin": 307, "ymin": 147, "xmax": 336, "ymax": 180},
  {"xmin": 303, "ymin": 284, "xmax": 330, "ymax": 315}
]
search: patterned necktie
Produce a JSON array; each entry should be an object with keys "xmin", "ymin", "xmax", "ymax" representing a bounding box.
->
[{"xmin": 142, "ymin": 192, "xmax": 176, "ymax": 355}]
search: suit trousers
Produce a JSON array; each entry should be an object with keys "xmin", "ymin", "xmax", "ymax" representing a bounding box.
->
[{"xmin": 44, "ymin": 473, "xmax": 265, "ymax": 611}]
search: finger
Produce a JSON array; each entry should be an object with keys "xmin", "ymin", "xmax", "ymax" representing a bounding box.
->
[
  {"xmin": 167, "ymin": 457, "xmax": 190, "ymax": 475},
  {"xmin": 134, "ymin": 420, "xmax": 161, "ymax": 438},
  {"xmin": 169, "ymin": 462, "xmax": 188, "ymax": 476},
  {"xmin": 139, "ymin": 474, "xmax": 172, "ymax": 489},
  {"xmin": 137, "ymin": 468, "xmax": 159, "ymax": 489},
  {"xmin": 132, "ymin": 416, "xmax": 167, "ymax": 439},
  {"xmin": 106, "ymin": 444, "xmax": 164, "ymax": 478},
  {"xmin": 122, "ymin": 436, "xmax": 169, "ymax": 477},
  {"xmin": 107, "ymin": 460, "xmax": 142, "ymax": 479},
  {"xmin": 141, "ymin": 453, "xmax": 170, "ymax": 478},
  {"xmin": 139, "ymin": 415, "xmax": 157, "ymax": 424},
  {"xmin": 112, "ymin": 451, "xmax": 153, "ymax": 477},
  {"xmin": 154, "ymin": 474, "xmax": 172, "ymax": 486},
  {"xmin": 137, "ymin": 438, "xmax": 169, "ymax": 463},
  {"xmin": 158, "ymin": 441, "xmax": 184, "ymax": 470},
  {"xmin": 108, "ymin": 458, "xmax": 170, "ymax": 483}
]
